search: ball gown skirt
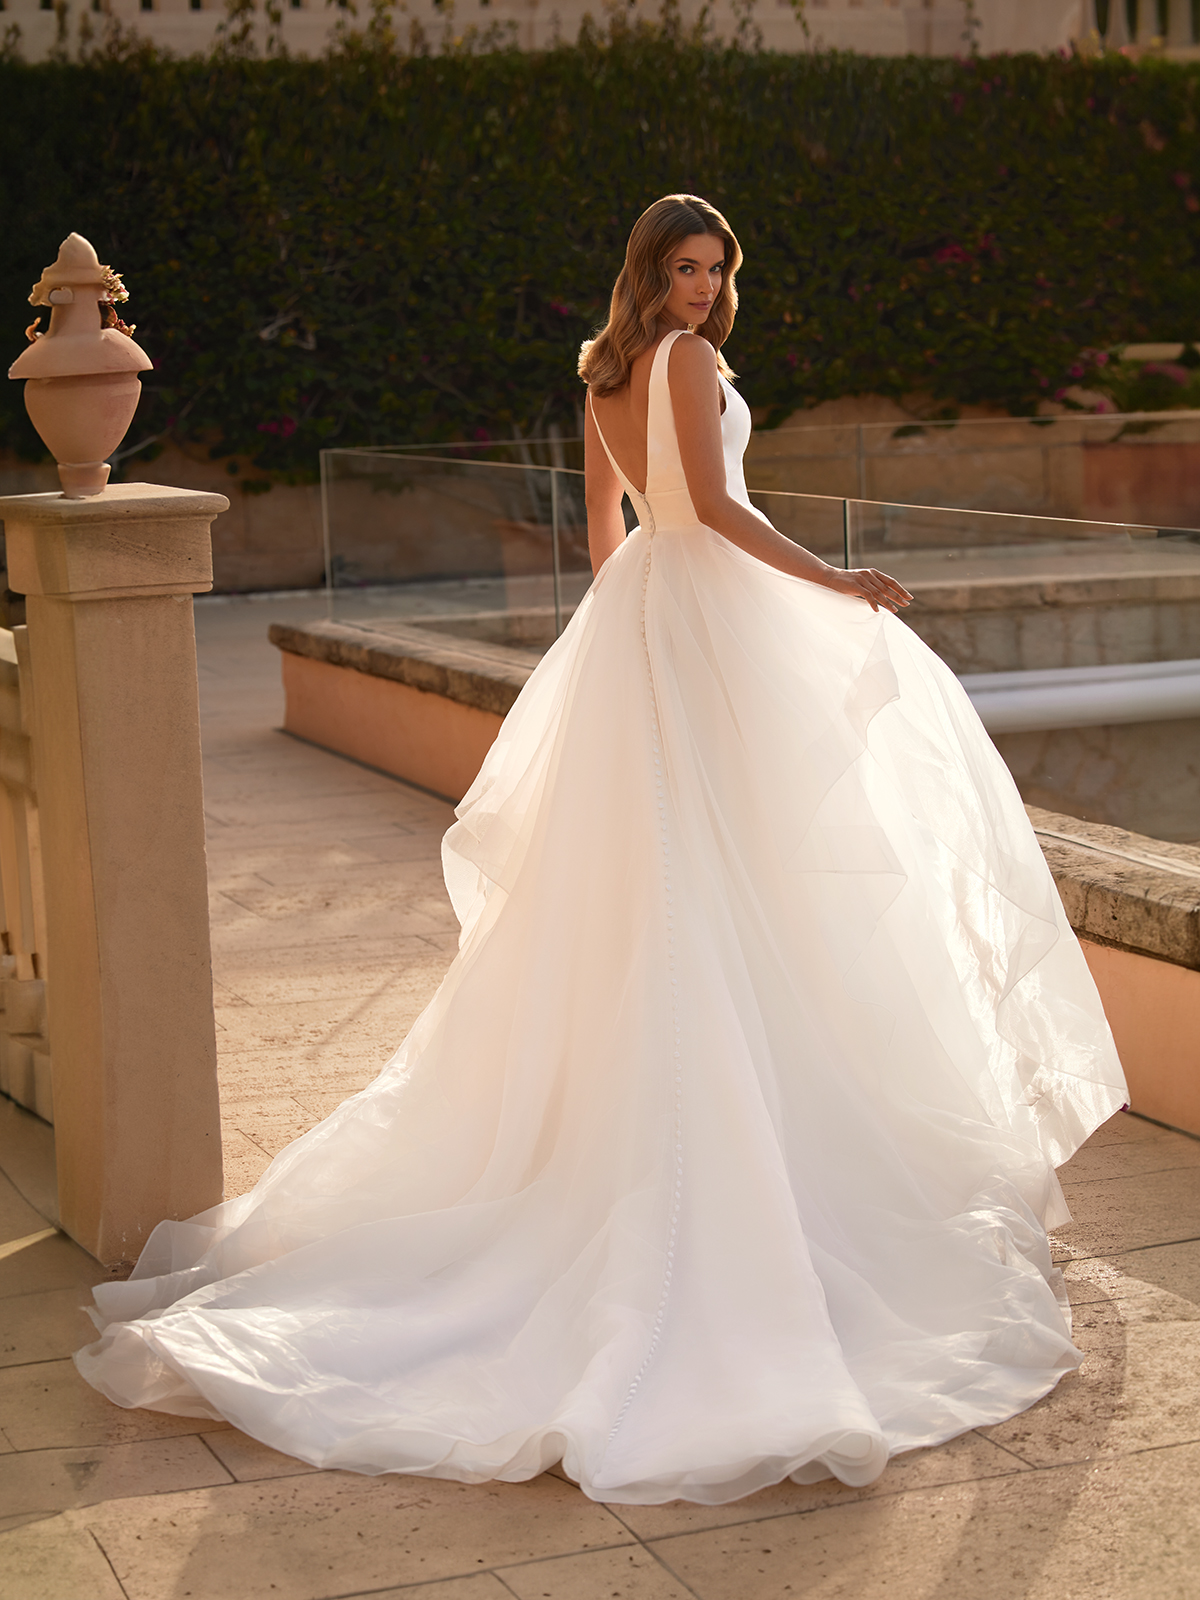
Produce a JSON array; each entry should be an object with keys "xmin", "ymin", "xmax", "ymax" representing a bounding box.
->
[{"xmin": 76, "ymin": 331, "xmax": 1127, "ymax": 1505}]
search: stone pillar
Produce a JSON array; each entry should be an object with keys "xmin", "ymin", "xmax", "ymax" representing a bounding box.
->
[
  {"xmin": 1166, "ymin": 0, "xmax": 1194, "ymax": 46},
  {"xmin": 0, "ymin": 483, "xmax": 229, "ymax": 1268},
  {"xmin": 1104, "ymin": 0, "xmax": 1133, "ymax": 45}
]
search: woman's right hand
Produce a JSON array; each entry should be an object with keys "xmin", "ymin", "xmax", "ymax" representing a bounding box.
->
[{"xmin": 823, "ymin": 566, "xmax": 913, "ymax": 614}]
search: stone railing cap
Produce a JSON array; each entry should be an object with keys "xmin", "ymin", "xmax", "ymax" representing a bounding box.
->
[
  {"xmin": 1027, "ymin": 805, "xmax": 1200, "ymax": 971},
  {"xmin": 0, "ymin": 483, "xmax": 230, "ymax": 523}
]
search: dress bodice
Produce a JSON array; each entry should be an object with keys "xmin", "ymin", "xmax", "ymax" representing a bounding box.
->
[{"xmin": 591, "ymin": 328, "xmax": 755, "ymax": 533}]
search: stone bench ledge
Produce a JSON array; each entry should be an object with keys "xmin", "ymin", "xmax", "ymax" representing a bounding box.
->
[
  {"xmin": 904, "ymin": 572, "xmax": 1200, "ymax": 612},
  {"xmin": 268, "ymin": 618, "xmax": 538, "ymax": 719},
  {"xmin": 1027, "ymin": 805, "xmax": 1200, "ymax": 971}
]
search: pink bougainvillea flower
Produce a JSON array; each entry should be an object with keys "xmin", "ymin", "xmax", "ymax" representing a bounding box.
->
[{"xmin": 1142, "ymin": 362, "xmax": 1190, "ymax": 386}]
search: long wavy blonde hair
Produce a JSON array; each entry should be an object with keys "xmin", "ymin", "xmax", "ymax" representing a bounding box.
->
[{"xmin": 578, "ymin": 194, "xmax": 742, "ymax": 397}]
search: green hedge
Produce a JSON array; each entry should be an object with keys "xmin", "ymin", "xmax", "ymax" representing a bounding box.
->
[{"xmin": 2, "ymin": 29, "xmax": 1200, "ymax": 480}]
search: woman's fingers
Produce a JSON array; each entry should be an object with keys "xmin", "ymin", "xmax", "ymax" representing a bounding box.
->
[{"xmin": 854, "ymin": 569, "xmax": 912, "ymax": 611}]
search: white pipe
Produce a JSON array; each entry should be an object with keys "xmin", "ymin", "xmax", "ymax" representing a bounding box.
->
[{"xmin": 960, "ymin": 658, "xmax": 1200, "ymax": 734}]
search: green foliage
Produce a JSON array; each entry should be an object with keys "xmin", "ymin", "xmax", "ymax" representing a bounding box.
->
[
  {"xmin": 2, "ymin": 32, "xmax": 1200, "ymax": 479},
  {"xmin": 1086, "ymin": 348, "xmax": 1200, "ymax": 412}
]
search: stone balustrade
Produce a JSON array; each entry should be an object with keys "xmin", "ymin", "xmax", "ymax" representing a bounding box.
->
[{"xmin": 0, "ymin": 624, "xmax": 51, "ymax": 1124}]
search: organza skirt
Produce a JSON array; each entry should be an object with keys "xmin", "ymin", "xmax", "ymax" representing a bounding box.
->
[{"xmin": 76, "ymin": 518, "xmax": 1125, "ymax": 1504}]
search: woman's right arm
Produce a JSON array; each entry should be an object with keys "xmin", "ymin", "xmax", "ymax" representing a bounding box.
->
[
  {"xmin": 584, "ymin": 399, "xmax": 629, "ymax": 576},
  {"xmin": 669, "ymin": 336, "xmax": 912, "ymax": 615}
]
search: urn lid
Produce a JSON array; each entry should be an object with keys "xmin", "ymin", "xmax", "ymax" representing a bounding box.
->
[
  {"xmin": 8, "ymin": 233, "xmax": 152, "ymax": 381},
  {"xmin": 28, "ymin": 233, "xmax": 108, "ymax": 300}
]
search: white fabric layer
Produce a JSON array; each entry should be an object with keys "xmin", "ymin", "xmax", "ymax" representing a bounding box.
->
[{"xmin": 76, "ymin": 330, "xmax": 1127, "ymax": 1506}]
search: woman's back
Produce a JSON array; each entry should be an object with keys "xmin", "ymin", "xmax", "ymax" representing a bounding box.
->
[{"xmin": 587, "ymin": 338, "xmax": 663, "ymax": 497}]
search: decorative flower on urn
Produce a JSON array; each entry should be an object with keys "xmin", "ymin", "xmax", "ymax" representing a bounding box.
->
[{"xmin": 7, "ymin": 233, "xmax": 153, "ymax": 498}]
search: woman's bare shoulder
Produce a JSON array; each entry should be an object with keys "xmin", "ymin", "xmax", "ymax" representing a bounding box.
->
[
  {"xmin": 668, "ymin": 332, "xmax": 713, "ymax": 366},
  {"xmin": 667, "ymin": 332, "xmax": 718, "ymax": 379}
]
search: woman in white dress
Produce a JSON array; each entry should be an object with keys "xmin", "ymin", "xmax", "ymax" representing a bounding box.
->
[{"xmin": 76, "ymin": 194, "xmax": 1127, "ymax": 1506}]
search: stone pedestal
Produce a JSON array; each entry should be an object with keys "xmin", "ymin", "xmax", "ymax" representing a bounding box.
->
[{"xmin": 0, "ymin": 483, "xmax": 229, "ymax": 1268}]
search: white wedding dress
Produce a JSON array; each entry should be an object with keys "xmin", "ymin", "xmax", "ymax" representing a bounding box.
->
[{"xmin": 77, "ymin": 330, "xmax": 1127, "ymax": 1505}]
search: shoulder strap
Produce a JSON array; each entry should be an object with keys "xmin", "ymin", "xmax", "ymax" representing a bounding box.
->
[
  {"xmin": 589, "ymin": 390, "xmax": 642, "ymax": 500},
  {"xmin": 646, "ymin": 329, "xmax": 688, "ymax": 494}
]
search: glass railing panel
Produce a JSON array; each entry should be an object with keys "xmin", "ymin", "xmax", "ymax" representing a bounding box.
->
[
  {"xmin": 341, "ymin": 436, "xmax": 585, "ymax": 471},
  {"xmin": 748, "ymin": 490, "xmax": 848, "ymax": 567},
  {"xmin": 843, "ymin": 498, "xmax": 1200, "ymax": 680},
  {"xmin": 319, "ymin": 448, "xmax": 589, "ymax": 648},
  {"xmin": 745, "ymin": 410, "xmax": 1200, "ymax": 533}
]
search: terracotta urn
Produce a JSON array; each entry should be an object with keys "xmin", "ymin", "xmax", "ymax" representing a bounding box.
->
[{"xmin": 8, "ymin": 233, "xmax": 153, "ymax": 498}]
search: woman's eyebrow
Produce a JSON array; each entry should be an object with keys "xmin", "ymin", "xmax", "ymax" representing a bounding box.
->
[{"xmin": 674, "ymin": 254, "xmax": 725, "ymax": 267}]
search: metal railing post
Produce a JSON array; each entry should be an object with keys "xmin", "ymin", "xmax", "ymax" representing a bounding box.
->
[{"xmin": 550, "ymin": 467, "xmax": 563, "ymax": 639}]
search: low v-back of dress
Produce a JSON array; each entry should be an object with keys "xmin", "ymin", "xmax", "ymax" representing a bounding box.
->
[{"xmin": 76, "ymin": 328, "xmax": 1125, "ymax": 1505}]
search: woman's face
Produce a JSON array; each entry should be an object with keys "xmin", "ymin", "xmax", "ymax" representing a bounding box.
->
[{"xmin": 659, "ymin": 232, "xmax": 726, "ymax": 330}]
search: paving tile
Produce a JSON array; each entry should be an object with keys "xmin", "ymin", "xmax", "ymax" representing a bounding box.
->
[
  {"xmin": 1105, "ymin": 1238, "xmax": 1200, "ymax": 1310},
  {"xmin": 290, "ymin": 1088, "xmax": 367, "ymax": 1122},
  {"xmin": 0, "ymin": 1172, "xmax": 52, "ymax": 1246},
  {"xmin": 214, "ymin": 1051, "xmax": 381, "ymax": 1097},
  {"xmin": 204, "ymin": 791, "xmax": 439, "ymax": 832},
  {"xmin": 1062, "ymin": 1242, "xmax": 1200, "ymax": 1312},
  {"xmin": 200, "ymin": 1427, "xmax": 319, "ymax": 1482},
  {"xmin": 220, "ymin": 1128, "xmax": 275, "ymax": 1199},
  {"xmin": 211, "ymin": 896, "xmax": 453, "ymax": 947},
  {"xmin": 205, "ymin": 841, "xmax": 396, "ymax": 878},
  {"xmin": 0, "ymin": 1515, "xmax": 126, "ymax": 1600},
  {"xmin": 502, "ymin": 1544, "xmax": 695, "ymax": 1599},
  {"xmin": 0, "ymin": 1435, "xmax": 232, "ymax": 1517},
  {"xmin": 1059, "ymin": 1127, "xmax": 1200, "ymax": 1185},
  {"xmin": 254, "ymin": 835, "xmax": 447, "ymax": 880},
  {"xmin": 211, "ymin": 946, "xmax": 443, "ymax": 1005},
  {"xmin": 649, "ymin": 1441, "xmax": 1200, "ymax": 1600},
  {"xmin": 1056, "ymin": 1166, "xmax": 1200, "ymax": 1259},
  {"xmin": 218, "ymin": 862, "xmax": 454, "ymax": 918},
  {"xmin": 979, "ymin": 1294, "xmax": 1200, "ymax": 1467},
  {"xmin": 0, "ymin": 1287, "xmax": 100, "ymax": 1368},
  {"xmin": 213, "ymin": 977, "xmax": 253, "ymax": 1008},
  {"xmin": 209, "ymin": 994, "xmax": 418, "ymax": 1057},
  {"xmin": 346, "ymin": 1581, "xmax": 511, "ymax": 1600},
  {"xmin": 609, "ymin": 1428, "xmax": 1029, "ymax": 1540},
  {"xmin": 215, "ymin": 1090, "xmax": 312, "ymax": 1118},
  {"xmin": 205, "ymin": 769, "xmax": 405, "ymax": 808},
  {"xmin": 225, "ymin": 1110, "xmax": 328, "ymax": 1161},
  {"xmin": 1080, "ymin": 1110, "xmax": 1165, "ymax": 1148},
  {"xmin": 82, "ymin": 1470, "xmax": 632, "ymax": 1600},
  {"xmin": 1062, "ymin": 1261, "xmax": 1114, "ymax": 1307},
  {"xmin": 0, "ymin": 1232, "xmax": 106, "ymax": 1300},
  {"xmin": 0, "ymin": 1358, "xmax": 229, "ymax": 1451}
]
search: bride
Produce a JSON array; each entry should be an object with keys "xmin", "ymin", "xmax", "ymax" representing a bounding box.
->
[{"xmin": 76, "ymin": 194, "xmax": 1127, "ymax": 1506}]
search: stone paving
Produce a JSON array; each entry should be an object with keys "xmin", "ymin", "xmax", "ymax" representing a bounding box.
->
[{"xmin": 1, "ymin": 597, "xmax": 1200, "ymax": 1599}]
